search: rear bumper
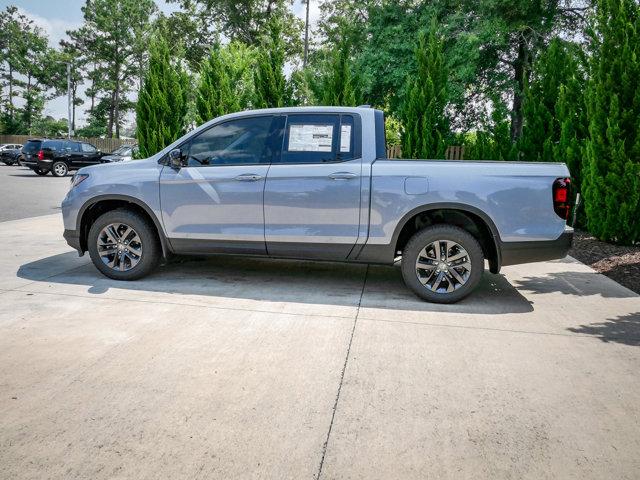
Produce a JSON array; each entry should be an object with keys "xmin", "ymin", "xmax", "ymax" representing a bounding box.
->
[
  {"xmin": 63, "ymin": 229, "xmax": 84, "ymax": 256},
  {"xmin": 500, "ymin": 228, "xmax": 573, "ymax": 267}
]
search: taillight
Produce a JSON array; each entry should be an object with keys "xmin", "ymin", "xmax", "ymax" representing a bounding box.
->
[
  {"xmin": 553, "ymin": 177, "xmax": 571, "ymax": 220},
  {"xmin": 37, "ymin": 150, "xmax": 44, "ymax": 160}
]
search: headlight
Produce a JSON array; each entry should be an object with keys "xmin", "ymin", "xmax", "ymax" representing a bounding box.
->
[{"xmin": 70, "ymin": 173, "xmax": 89, "ymax": 189}]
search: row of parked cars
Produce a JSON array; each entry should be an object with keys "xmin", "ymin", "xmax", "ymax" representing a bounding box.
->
[{"xmin": 0, "ymin": 140, "xmax": 138, "ymax": 176}]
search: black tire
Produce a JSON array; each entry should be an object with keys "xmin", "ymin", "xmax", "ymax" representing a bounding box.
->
[
  {"xmin": 401, "ymin": 225, "xmax": 484, "ymax": 304},
  {"xmin": 51, "ymin": 161, "xmax": 68, "ymax": 177},
  {"xmin": 34, "ymin": 168, "xmax": 48, "ymax": 175},
  {"xmin": 88, "ymin": 208, "xmax": 161, "ymax": 280}
]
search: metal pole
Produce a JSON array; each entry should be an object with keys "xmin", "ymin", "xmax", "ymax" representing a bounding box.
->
[
  {"xmin": 67, "ymin": 62, "xmax": 72, "ymax": 139},
  {"xmin": 303, "ymin": 0, "xmax": 310, "ymax": 68}
]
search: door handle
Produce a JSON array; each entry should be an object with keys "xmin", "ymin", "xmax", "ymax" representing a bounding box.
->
[
  {"xmin": 329, "ymin": 172, "xmax": 357, "ymax": 180},
  {"xmin": 234, "ymin": 173, "xmax": 263, "ymax": 181}
]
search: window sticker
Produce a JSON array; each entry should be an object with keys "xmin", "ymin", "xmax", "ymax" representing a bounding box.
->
[
  {"xmin": 340, "ymin": 124, "xmax": 352, "ymax": 152},
  {"xmin": 288, "ymin": 124, "xmax": 333, "ymax": 152}
]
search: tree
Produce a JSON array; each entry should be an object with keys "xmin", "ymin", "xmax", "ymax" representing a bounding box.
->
[
  {"xmin": 253, "ymin": 19, "xmax": 289, "ymax": 108},
  {"xmin": 136, "ymin": 34, "xmax": 188, "ymax": 158},
  {"xmin": 195, "ymin": 44, "xmax": 240, "ymax": 125},
  {"xmin": 519, "ymin": 38, "xmax": 586, "ymax": 163},
  {"xmin": 0, "ymin": 6, "xmax": 58, "ymax": 134},
  {"xmin": 400, "ymin": 21, "xmax": 449, "ymax": 159},
  {"xmin": 168, "ymin": 0, "xmax": 303, "ymax": 51},
  {"xmin": 316, "ymin": 35, "xmax": 359, "ymax": 106},
  {"xmin": 582, "ymin": 0, "xmax": 640, "ymax": 245},
  {"xmin": 78, "ymin": 0, "xmax": 157, "ymax": 138},
  {"xmin": 454, "ymin": 0, "xmax": 590, "ymax": 142}
]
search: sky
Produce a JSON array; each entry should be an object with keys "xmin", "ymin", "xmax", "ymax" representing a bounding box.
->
[{"xmin": 1, "ymin": 0, "xmax": 321, "ymax": 127}]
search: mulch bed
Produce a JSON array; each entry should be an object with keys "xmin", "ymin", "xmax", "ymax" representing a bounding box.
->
[{"xmin": 569, "ymin": 230, "xmax": 640, "ymax": 295}]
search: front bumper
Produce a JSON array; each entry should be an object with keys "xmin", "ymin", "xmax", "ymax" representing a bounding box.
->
[
  {"xmin": 500, "ymin": 227, "xmax": 574, "ymax": 267},
  {"xmin": 63, "ymin": 229, "xmax": 84, "ymax": 256}
]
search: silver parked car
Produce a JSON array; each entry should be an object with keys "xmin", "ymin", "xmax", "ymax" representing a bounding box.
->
[
  {"xmin": 101, "ymin": 144, "xmax": 139, "ymax": 163},
  {"xmin": 62, "ymin": 107, "xmax": 573, "ymax": 303}
]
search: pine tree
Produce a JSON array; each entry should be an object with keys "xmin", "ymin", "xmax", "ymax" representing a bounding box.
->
[
  {"xmin": 253, "ymin": 19, "xmax": 288, "ymax": 108},
  {"xmin": 136, "ymin": 34, "xmax": 188, "ymax": 158},
  {"xmin": 318, "ymin": 38, "xmax": 358, "ymax": 106},
  {"xmin": 399, "ymin": 20, "xmax": 449, "ymax": 159},
  {"xmin": 583, "ymin": 0, "xmax": 640, "ymax": 244},
  {"xmin": 195, "ymin": 44, "xmax": 240, "ymax": 125}
]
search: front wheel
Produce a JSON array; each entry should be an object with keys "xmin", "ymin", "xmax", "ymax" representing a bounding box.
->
[
  {"xmin": 51, "ymin": 161, "xmax": 68, "ymax": 177},
  {"xmin": 401, "ymin": 225, "xmax": 484, "ymax": 303},
  {"xmin": 87, "ymin": 209, "xmax": 160, "ymax": 280}
]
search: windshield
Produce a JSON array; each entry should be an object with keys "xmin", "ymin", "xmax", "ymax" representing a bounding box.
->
[
  {"xmin": 23, "ymin": 140, "xmax": 42, "ymax": 153},
  {"xmin": 111, "ymin": 146, "xmax": 131, "ymax": 156}
]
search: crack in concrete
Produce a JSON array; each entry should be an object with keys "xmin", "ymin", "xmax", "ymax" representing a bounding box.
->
[{"xmin": 316, "ymin": 264, "xmax": 369, "ymax": 480}]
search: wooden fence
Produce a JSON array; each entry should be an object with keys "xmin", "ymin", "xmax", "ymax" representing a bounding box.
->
[
  {"xmin": 0, "ymin": 134, "xmax": 135, "ymax": 153},
  {"xmin": 386, "ymin": 145, "xmax": 466, "ymax": 160}
]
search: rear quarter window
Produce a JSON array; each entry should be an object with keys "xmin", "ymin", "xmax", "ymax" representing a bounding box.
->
[{"xmin": 42, "ymin": 140, "xmax": 66, "ymax": 151}]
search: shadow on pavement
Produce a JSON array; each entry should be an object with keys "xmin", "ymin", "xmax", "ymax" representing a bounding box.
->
[
  {"xmin": 513, "ymin": 270, "xmax": 637, "ymax": 298},
  {"xmin": 17, "ymin": 251, "xmax": 534, "ymax": 315},
  {"xmin": 567, "ymin": 312, "xmax": 640, "ymax": 346}
]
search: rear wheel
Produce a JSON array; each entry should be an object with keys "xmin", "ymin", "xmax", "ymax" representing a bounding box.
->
[
  {"xmin": 401, "ymin": 225, "xmax": 484, "ymax": 303},
  {"xmin": 51, "ymin": 161, "xmax": 68, "ymax": 177},
  {"xmin": 88, "ymin": 209, "xmax": 160, "ymax": 280},
  {"xmin": 34, "ymin": 167, "xmax": 48, "ymax": 176}
]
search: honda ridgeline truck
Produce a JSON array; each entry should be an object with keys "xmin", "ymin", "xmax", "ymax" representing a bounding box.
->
[{"xmin": 62, "ymin": 107, "xmax": 573, "ymax": 303}]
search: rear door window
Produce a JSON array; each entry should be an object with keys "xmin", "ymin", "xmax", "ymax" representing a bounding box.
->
[
  {"xmin": 279, "ymin": 114, "xmax": 358, "ymax": 164},
  {"xmin": 23, "ymin": 140, "xmax": 42, "ymax": 153}
]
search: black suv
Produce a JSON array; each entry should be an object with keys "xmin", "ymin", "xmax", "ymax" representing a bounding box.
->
[{"xmin": 22, "ymin": 139, "xmax": 106, "ymax": 177}]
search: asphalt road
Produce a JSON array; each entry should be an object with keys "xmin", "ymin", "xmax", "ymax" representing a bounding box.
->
[
  {"xmin": 0, "ymin": 164, "xmax": 71, "ymax": 222},
  {"xmin": 1, "ymin": 214, "xmax": 639, "ymax": 479}
]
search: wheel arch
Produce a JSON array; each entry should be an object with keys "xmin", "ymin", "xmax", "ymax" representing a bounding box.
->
[
  {"xmin": 77, "ymin": 194, "xmax": 170, "ymax": 258},
  {"xmin": 392, "ymin": 203, "xmax": 502, "ymax": 273}
]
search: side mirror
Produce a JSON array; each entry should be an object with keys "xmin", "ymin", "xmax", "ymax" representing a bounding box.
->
[{"xmin": 169, "ymin": 148, "xmax": 184, "ymax": 169}]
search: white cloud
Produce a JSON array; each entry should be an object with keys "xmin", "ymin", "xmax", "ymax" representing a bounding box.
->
[{"xmin": 16, "ymin": 7, "xmax": 81, "ymax": 48}]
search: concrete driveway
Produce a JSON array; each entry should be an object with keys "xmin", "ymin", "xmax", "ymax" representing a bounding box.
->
[{"xmin": 1, "ymin": 214, "xmax": 639, "ymax": 479}]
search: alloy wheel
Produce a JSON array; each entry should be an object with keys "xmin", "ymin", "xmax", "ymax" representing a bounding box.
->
[
  {"xmin": 415, "ymin": 240, "xmax": 471, "ymax": 293},
  {"xmin": 53, "ymin": 163, "xmax": 67, "ymax": 176},
  {"xmin": 97, "ymin": 223, "xmax": 143, "ymax": 271}
]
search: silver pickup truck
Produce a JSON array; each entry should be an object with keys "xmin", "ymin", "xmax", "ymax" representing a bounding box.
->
[{"xmin": 62, "ymin": 106, "xmax": 573, "ymax": 303}]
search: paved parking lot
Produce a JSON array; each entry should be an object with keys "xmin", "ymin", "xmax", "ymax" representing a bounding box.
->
[
  {"xmin": 0, "ymin": 164, "xmax": 70, "ymax": 222},
  {"xmin": 1, "ymin": 213, "xmax": 639, "ymax": 479}
]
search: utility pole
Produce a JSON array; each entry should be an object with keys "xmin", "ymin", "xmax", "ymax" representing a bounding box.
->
[
  {"xmin": 303, "ymin": 0, "xmax": 310, "ymax": 68},
  {"xmin": 67, "ymin": 62, "xmax": 73, "ymax": 139}
]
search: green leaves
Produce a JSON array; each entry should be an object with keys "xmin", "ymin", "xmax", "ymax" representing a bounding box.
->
[
  {"xmin": 583, "ymin": 0, "xmax": 640, "ymax": 245},
  {"xmin": 136, "ymin": 34, "xmax": 188, "ymax": 158},
  {"xmin": 399, "ymin": 20, "xmax": 450, "ymax": 159},
  {"xmin": 195, "ymin": 44, "xmax": 240, "ymax": 125},
  {"xmin": 253, "ymin": 19, "xmax": 289, "ymax": 109}
]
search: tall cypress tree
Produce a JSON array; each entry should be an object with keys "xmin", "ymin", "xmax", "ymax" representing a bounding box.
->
[
  {"xmin": 318, "ymin": 38, "xmax": 358, "ymax": 106},
  {"xmin": 253, "ymin": 19, "xmax": 288, "ymax": 108},
  {"xmin": 519, "ymin": 38, "xmax": 586, "ymax": 164},
  {"xmin": 583, "ymin": 0, "xmax": 640, "ymax": 244},
  {"xmin": 400, "ymin": 19, "xmax": 449, "ymax": 159},
  {"xmin": 136, "ymin": 34, "xmax": 188, "ymax": 158},
  {"xmin": 195, "ymin": 43, "xmax": 240, "ymax": 125}
]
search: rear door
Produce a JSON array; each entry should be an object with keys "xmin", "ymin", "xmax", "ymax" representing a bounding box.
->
[{"xmin": 263, "ymin": 113, "xmax": 362, "ymax": 259}]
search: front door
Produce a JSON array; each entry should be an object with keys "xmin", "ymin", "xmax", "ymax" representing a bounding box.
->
[
  {"xmin": 160, "ymin": 115, "xmax": 283, "ymax": 255},
  {"xmin": 264, "ymin": 113, "xmax": 362, "ymax": 259},
  {"xmin": 77, "ymin": 142, "xmax": 102, "ymax": 167}
]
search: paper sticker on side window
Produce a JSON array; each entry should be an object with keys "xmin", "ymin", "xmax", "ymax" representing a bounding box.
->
[
  {"xmin": 340, "ymin": 125, "xmax": 352, "ymax": 152},
  {"xmin": 288, "ymin": 124, "xmax": 333, "ymax": 152}
]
